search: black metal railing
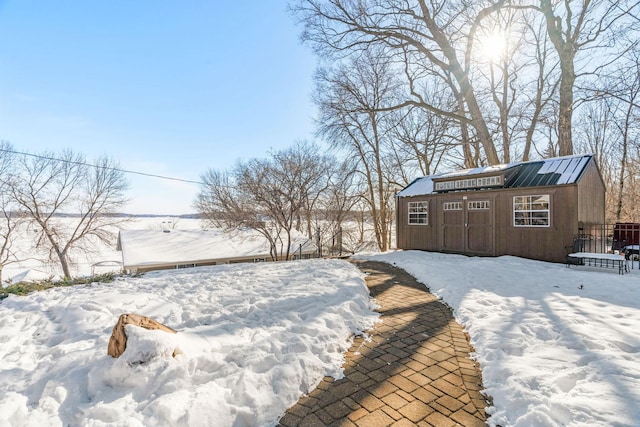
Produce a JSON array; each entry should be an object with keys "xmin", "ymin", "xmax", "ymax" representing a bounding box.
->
[
  {"xmin": 317, "ymin": 227, "xmax": 346, "ymax": 258},
  {"xmin": 570, "ymin": 223, "xmax": 639, "ymax": 269}
]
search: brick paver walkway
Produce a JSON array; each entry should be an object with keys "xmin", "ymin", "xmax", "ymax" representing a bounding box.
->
[{"xmin": 278, "ymin": 260, "xmax": 488, "ymax": 427}]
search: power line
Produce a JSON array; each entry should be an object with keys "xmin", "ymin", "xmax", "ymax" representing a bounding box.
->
[{"xmin": 0, "ymin": 148, "xmax": 205, "ymax": 185}]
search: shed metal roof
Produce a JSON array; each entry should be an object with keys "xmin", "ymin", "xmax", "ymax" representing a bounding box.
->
[{"xmin": 397, "ymin": 154, "xmax": 594, "ymax": 197}]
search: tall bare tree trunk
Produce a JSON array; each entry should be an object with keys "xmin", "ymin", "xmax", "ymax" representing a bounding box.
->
[
  {"xmin": 615, "ymin": 99, "xmax": 635, "ymax": 220},
  {"xmin": 448, "ymin": 61, "xmax": 501, "ymax": 165},
  {"xmin": 557, "ymin": 61, "xmax": 575, "ymax": 156},
  {"xmin": 539, "ymin": 0, "xmax": 585, "ymax": 157}
]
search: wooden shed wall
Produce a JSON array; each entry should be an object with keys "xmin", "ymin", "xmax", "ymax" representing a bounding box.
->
[
  {"xmin": 493, "ymin": 186, "xmax": 576, "ymax": 263},
  {"xmin": 397, "ymin": 184, "xmax": 591, "ymax": 264},
  {"xmin": 396, "ymin": 197, "xmax": 438, "ymax": 250},
  {"xmin": 577, "ymin": 160, "xmax": 606, "ymax": 227}
]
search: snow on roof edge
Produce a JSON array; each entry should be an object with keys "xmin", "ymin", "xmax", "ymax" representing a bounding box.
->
[{"xmin": 397, "ymin": 154, "xmax": 594, "ymax": 197}]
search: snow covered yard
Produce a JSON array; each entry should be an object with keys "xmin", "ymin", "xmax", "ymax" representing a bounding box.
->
[
  {"xmin": 0, "ymin": 259, "xmax": 379, "ymax": 427},
  {"xmin": 2, "ymin": 246, "xmax": 638, "ymax": 427},
  {"xmin": 362, "ymin": 251, "xmax": 640, "ymax": 427}
]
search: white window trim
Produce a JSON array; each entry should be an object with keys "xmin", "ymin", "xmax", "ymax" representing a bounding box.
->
[
  {"xmin": 443, "ymin": 201, "xmax": 462, "ymax": 210},
  {"xmin": 468, "ymin": 200, "xmax": 490, "ymax": 210},
  {"xmin": 513, "ymin": 195, "xmax": 550, "ymax": 227},
  {"xmin": 408, "ymin": 201, "xmax": 429, "ymax": 225},
  {"xmin": 435, "ymin": 175, "xmax": 502, "ymax": 191}
]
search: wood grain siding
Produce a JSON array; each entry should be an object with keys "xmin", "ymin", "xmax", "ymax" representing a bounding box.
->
[
  {"xmin": 398, "ymin": 186, "xmax": 581, "ymax": 263},
  {"xmin": 495, "ymin": 187, "xmax": 575, "ymax": 263},
  {"xmin": 396, "ymin": 196, "xmax": 436, "ymax": 250},
  {"xmin": 396, "ymin": 155, "xmax": 605, "ymax": 264},
  {"xmin": 577, "ymin": 160, "xmax": 606, "ymax": 226}
]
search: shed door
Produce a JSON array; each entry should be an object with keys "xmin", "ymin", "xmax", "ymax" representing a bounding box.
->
[
  {"xmin": 465, "ymin": 198, "xmax": 494, "ymax": 255},
  {"xmin": 441, "ymin": 200, "xmax": 465, "ymax": 252},
  {"xmin": 440, "ymin": 197, "xmax": 494, "ymax": 255}
]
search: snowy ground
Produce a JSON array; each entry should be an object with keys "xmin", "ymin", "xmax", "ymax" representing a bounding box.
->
[
  {"xmin": 361, "ymin": 251, "xmax": 640, "ymax": 427},
  {"xmin": 0, "ymin": 259, "xmax": 379, "ymax": 427},
  {"xmin": 3, "ymin": 217, "xmax": 639, "ymax": 427}
]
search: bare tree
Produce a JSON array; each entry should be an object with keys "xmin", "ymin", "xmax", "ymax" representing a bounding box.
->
[
  {"xmin": 196, "ymin": 142, "xmax": 333, "ymax": 260},
  {"xmin": 0, "ymin": 143, "xmax": 23, "ymax": 283},
  {"xmin": 530, "ymin": 0, "xmax": 640, "ymax": 156},
  {"xmin": 585, "ymin": 46, "xmax": 640, "ymax": 221},
  {"xmin": 576, "ymin": 100, "xmax": 619, "ymax": 220},
  {"xmin": 387, "ymin": 89, "xmax": 458, "ymax": 182},
  {"xmin": 314, "ymin": 49, "xmax": 402, "ymax": 251},
  {"xmin": 4, "ymin": 150, "xmax": 129, "ymax": 279},
  {"xmin": 312, "ymin": 157, "xmax": 360, "ymax": 242},
  {"xmin": 285, "ymin": 142, "xmax": 334, "ymax": 239},
  {"xmin": 292, "ymin": 0, "xmax": 507, "ymax": 164},
  {"xmin": 611, "ymin": 75, "xmax": 640, "ymax": 222},
  {"xmin": 0, "ymin": 208, "xmax": 23, "ymax": 284},
  {"xmin": 520, "ymin": 18, "xmax": 561, "ymax": 161},
  {"xmin": 325, "ymin": 159, "xmax": 360, "ymax": 226},
  {"xmin": 471, "ymin": 7, "xmax": 549, "ymax": 163},
  {"xmin": 624, "ymin": 147, "xmax": 640, "ymax": 220}
]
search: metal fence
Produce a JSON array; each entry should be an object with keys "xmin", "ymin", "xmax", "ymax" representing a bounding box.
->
[
  {"xmin": 317, "ymin": 227, "xmax": 346, "ymax": 258},
  {"xmin": 572, "ymin": 223, "xmax": 638, "ymax": 253},
  {"xmin": 571, "ymin": 223, "xmax": 640, "ymax": 269},
  {"xmin": 289, "ymin": 228, "xmax": 347, "ymax": 260}
]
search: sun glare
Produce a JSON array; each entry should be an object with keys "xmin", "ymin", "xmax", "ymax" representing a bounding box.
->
[{"xmin": 477, "ymin": 31, "xmax": 509, "ymax": 64}]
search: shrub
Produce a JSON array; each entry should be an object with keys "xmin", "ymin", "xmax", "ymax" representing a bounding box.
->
[{"xmin": 0, "ymin": 272, "xmax": 120, "ymax": 300}]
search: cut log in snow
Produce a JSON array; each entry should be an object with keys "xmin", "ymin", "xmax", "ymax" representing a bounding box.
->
[{"xmin": 107, "ymin": 313, "xmax": 177, "ymax": 358}]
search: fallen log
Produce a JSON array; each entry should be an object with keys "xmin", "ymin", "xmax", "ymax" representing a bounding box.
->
[{"xmin": 108, "ymin": 313, "xmax": 177, "ymax": 358}]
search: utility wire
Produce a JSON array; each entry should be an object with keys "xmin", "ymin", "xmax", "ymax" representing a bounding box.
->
[{"xmin": 0, "ymin": 148, "xmax": 205, "ymax": 185}]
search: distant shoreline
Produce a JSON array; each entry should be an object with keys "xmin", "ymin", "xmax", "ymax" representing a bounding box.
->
[{"xmin": 1, "ymin": 212, "xmax": 203, "ymax": 219}]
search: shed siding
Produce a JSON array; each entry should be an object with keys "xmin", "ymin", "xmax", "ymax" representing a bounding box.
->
[
  {"xmin": 396, "ymin": 156, "xmax": 605, "ymax": 264},
  {"xmin": 494, "ymin": 187, "xmax": 575, "ymax": 263},
  {"xmin": 396, "ymin": 197, "xmax": 437, "ymax": 250},
  {"xmin": 577, "ymin": 160, "xmax": 606, "ymax": 227},
  {"xmin": 397, "ymin": 185, "xmax": 585, "ymax": 263}
]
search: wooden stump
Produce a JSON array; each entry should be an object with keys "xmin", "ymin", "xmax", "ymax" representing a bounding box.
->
[{"xmin": 108, "ymin": 313, "xmax": 177, "ymax": 358}]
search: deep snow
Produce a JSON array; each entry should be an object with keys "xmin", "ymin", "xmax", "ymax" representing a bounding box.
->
[
  {"xmin": 1, "ymin": 228, "xmax": 639, "ymax": 426},
  {"xmin": 361, "ymin": 251, "xmax": 640, "ymax": 427},
  {"xmin": 0, "ymin": 259, "xmax": 379, "ymax": 427}
]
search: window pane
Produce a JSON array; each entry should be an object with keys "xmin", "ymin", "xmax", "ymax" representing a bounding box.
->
[
  {"xmin": 409, "ymin": 201, "xmax": 429, "ymax": 225},
  {"xmin": 513, "ymin": 195, "xmax": 550, "ymax": 227}
]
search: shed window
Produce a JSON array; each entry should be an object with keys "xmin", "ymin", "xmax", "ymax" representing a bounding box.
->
[
  {"xmin": 477, "ymin": 176, "xmax": 502, "ymax": 187},
  {"xmin": 443, "ymin": 202, "xmax": 462, "ymax": 210},
  {"xmin": 435, "ymin": 175, "xmax": 502, "ymax": 191},
  {"xmin": 468, "ymin": 201, "xmax": 490, "ymax": 210},
  {"xmin": 513, "ymin": 195, "xmax": 550, "ymax": 227},
  {"xmin": 408, "ymin": 201, "xmax": 429, "ymax": 225}
]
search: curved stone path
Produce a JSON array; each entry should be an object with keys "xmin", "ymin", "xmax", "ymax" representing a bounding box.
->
[{"xmin": 278, "ymin": 260, "xmax": 489, "ymax": 427}]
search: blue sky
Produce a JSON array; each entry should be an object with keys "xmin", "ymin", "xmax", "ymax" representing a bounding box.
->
[{"xmin": 0, "ymin": 1, "xmax": 318, "ymax": 215}]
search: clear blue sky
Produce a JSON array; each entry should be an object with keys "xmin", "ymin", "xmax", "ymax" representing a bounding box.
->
[{"xmin": 0, "ymin": 1, "xmax": 318, "ymax": 215}]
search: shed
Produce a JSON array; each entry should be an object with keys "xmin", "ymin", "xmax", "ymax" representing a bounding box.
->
[
  {"xmin": 395, "ymin": 154, "xmax": 605, "ymax": 263},
  {"xmin": 117, "ymin": 228, "xmax": 316, "ymax": 274}
]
